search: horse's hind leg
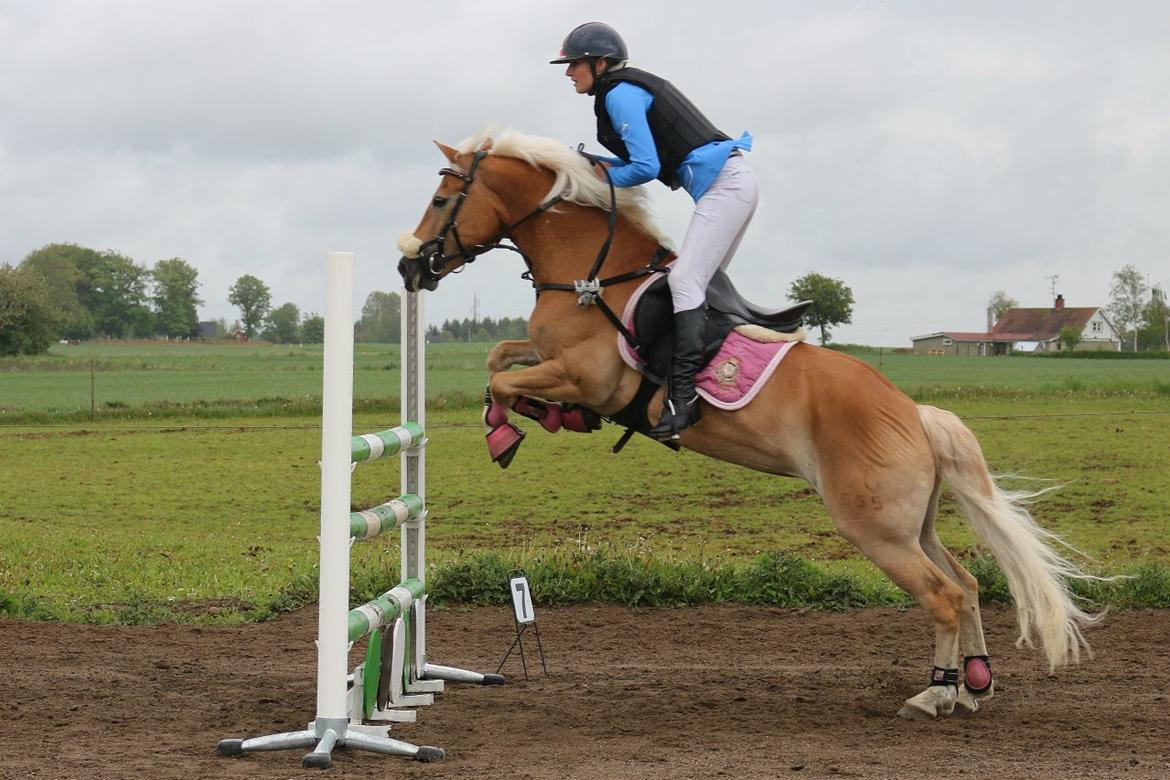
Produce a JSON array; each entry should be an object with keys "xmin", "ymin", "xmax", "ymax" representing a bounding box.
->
[
  {"xmin": 916, "ymin": 476, "xmax": 994, "ymax": 714},
  {"xmin": 827, "ymin": 494, "xmax": 965, "ymax": 719},
  {"xmin": 877, "ymin": 545, "xmax": 965, "ymax": 719}
]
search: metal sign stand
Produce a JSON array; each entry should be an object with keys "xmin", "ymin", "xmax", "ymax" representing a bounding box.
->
[{"xmin": 495, "ymin": 569, "xmax": 547, "ymax": 680}]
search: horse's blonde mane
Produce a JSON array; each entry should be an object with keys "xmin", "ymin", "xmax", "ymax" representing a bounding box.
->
[{"xmin": 456, "ymin": 127, "xmax": 671, "ymax": 247}]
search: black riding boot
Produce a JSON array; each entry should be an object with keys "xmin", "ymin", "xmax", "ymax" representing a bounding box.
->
[{"xmin": 648, "ymin": 305, "xmax": 707, "ymax": 441}]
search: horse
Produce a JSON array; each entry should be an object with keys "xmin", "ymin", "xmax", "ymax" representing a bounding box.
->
[{"xmin": 396, "ymin": 127, "xmax": 1100, "ymax": 719}]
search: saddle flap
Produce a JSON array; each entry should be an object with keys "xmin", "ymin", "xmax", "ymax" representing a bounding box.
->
[{"xmin": 631, "ymin": 271, "xmax": 809, "ymax": 384}]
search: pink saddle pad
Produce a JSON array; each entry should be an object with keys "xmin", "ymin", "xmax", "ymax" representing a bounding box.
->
[{"xmin": 695, "ymin": 332, "xmax": 798, "ymax": 410}]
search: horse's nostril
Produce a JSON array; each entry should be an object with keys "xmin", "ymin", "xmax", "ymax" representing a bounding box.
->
[{"xmin": 397, "ymin": 258, "xmax": 417, "ymax": 292}]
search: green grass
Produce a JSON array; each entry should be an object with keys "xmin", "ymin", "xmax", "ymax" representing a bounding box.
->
[
  {"xmin": 2, "ymin": 398, "xmax": 1168, "ymax": 623},
  {"xmin": 1, "ymin": 341, "xmax": 1168, "ymax": 623},
  {"xmin": 3, "ymin": 343, "xmax": 1170, "ymax": 420},
  {"xmin": 851, "ymin": 351, "xmax": 1170, "ymax": 399},
  {"xmin": 0, "ymin": 341, "xmax": 495, "ymax": 418}
]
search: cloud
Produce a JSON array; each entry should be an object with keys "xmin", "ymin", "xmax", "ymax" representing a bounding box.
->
[{"xmin": 2, "ymin": 0, "xmax": 1169, "ymax": 345}]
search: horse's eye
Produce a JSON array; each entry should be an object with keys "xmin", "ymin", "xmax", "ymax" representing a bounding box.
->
[{"xmin": 432, "ymin": 197, "xmax": 448, "ymax": 209}]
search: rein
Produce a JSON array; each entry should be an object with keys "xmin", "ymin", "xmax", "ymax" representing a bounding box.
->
[
  {"xmin": 417, "ymin": 146, "xmax": 670, "ymax": 353},
  {"xmin": 525, "ymin": 145, "xmax": 671, "ymax": 353}
]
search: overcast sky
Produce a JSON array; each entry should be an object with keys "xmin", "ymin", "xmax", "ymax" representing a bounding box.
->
[{"xmin": 3, "ymin": 1, "xmax": 1168, "ymax": 345}]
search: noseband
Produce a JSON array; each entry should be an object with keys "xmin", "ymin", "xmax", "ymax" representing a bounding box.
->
[{"xmin": 411, "ymin": 150, "xmax": 562, "ymax": 286}]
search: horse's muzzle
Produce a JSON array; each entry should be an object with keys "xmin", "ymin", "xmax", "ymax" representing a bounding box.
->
[{"xmin": 398, "ymin": 256, "xmax": 439, "ymax": 293}]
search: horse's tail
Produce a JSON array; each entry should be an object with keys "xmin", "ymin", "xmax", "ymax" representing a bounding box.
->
[{"xmin": 917, "ymin": 404, "xmax": 1102, "ymax": 671}]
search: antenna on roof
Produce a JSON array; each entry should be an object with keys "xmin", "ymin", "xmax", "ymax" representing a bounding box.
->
[{"xmin": 1045, "ymin": 274, "xmax": 1060, "ymax": 299}]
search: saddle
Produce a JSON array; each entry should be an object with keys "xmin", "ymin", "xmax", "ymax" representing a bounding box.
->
[
  {"xmin": 608, "ymin": 270, "xmax": 811, "ymax": 444},
  {"xmin": 628, "ymin": 270, "xmax": 809, "ymax": 386}
]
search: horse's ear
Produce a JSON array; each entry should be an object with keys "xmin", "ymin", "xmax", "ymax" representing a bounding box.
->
[
  {"xmin": 434, "ymin": 140, "xmax": 459, "ymax": 162},
  {"xmin": 477, "ymin": 138, "xmax": 493, "ymax": 152}
]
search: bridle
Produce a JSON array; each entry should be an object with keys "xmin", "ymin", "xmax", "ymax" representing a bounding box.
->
[
  {"xmin": 410, "ymin": 150, "xmax": 563, "ymax": 289},
  {"xmin": 409, "ymin": 146, "xmax": 671, "ymax": 356}
]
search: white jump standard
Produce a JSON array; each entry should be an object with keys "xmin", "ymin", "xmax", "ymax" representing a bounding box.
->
[{"xmin": 218, "ymin": 251, "xmax": 502, "ymax": 770}]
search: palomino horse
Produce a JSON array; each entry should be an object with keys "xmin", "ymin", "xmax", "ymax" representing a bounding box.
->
[{"xmin": 397, "ymin": 128, "xmax": 1099, "ymax": 719}]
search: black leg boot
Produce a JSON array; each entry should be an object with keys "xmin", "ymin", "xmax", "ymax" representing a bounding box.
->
[{"xmin": 648, "ymin": 305, "xmax": 707, "ymax": 441}]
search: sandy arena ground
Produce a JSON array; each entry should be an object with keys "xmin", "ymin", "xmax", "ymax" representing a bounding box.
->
[{"xmin": 2, "ymin": 605, "xmax": 1167, "ymax": 779}]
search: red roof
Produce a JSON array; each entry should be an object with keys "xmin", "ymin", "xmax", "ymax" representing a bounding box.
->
[{"xmin": 992, "ymin": 307, "xmax": 1097, "ymax": 341}]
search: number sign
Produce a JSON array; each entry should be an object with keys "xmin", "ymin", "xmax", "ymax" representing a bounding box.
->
[{"xmin": 509, "ymin": 575, "xmax": 535, "ymax": 625}]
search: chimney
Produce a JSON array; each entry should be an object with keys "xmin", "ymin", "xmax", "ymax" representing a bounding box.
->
[
  {"xmin": 986, "ymin": 306, "xmax": 994, "ymax": 333},
  {"xmin": 1054, "ymin": 294, "xmax": 1065, "ymax": 312}
]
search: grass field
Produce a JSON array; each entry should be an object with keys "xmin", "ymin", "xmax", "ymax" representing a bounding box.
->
[
  {"xmin": 2, "ymin": 341, "xmax": 1168, "ymax": 622},
  {"xmin": 2, "ymin": 341, "xmax": 1169, "ymax": 418}
]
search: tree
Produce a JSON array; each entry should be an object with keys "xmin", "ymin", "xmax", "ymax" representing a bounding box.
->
[
  {"xmin": 263, "ymin": 302, "xmax": 301, "ymax": 344},
  {"xmin": 354, "ymin": 290, "xmax": 401, "ymax": 343},
  {"xmin": 1058, "ymin": 325, "xmax": 1082, "ymax": 351},
  {"xmin": 151, "ymin": 258, "xmax": 202, "ymax": 338},
  {"xmin": 0, "ymin": 265, "xmax": 62, "ymax": 355},
  {"xmin": 204, "ymin": 318, "xmax": 230, "ymax": 339},
  {"xmin": 20, "ymin": 243, "xmax": 95, "ymax": 339},
  {"xmin": 228, "ymin": 275, "xmax": 272, "ymax": 340},
  {"xmin": 1107, "ymin": 265, "xmax": 1148, "ymax": 352},
  {"xmin": 987, "ymin": 290, "xmax": 1018, "ymax": 324},
  {"xmin": 788, "ymin": 272, "xmax": 855, "ymax": 345},
  {"xmin": 301, "ymin": 314, "xmax": 325, "ymax": 344},
  {"xmin": 498, "ymin": 316, "xmax": 529, "ymax": 339},
  {"xmin": 73, "ymin": 250, "xmax": 153, "ymax": 338},
  {"xmin": 1137, "ymin": 285, "xmax": 1169, "ymax": 352}
]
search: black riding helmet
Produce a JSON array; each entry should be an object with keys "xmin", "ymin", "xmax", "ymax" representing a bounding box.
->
[{"xmin": 549, "ymin": 22, "xmax": 628, "ymax": 64}]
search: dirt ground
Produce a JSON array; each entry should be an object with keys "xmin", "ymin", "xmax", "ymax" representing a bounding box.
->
[{"xmin": 1, "ymin": 605, "xmax": 1167, "ymax": 780}]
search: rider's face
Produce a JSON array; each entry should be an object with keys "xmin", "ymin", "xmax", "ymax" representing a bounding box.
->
[{"xmin": 565, "ymin": 59, "xmax": 597, "ymax": 94}]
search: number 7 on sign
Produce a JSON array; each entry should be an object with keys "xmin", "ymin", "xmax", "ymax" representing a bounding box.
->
[{"xmin": 510, "ymin": 575, "xmax": 535, "ymax": 625}]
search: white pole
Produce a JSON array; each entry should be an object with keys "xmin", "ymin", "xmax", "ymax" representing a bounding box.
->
[{"xmin": 316, "ymin": 251, "xmax": 356, "ymax": 729}]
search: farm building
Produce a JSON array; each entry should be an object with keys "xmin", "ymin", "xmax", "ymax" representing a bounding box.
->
[
  {"xmin": 909, "ymin": 332, "xmax": 992, "ymax": 357},
  {"xmin": 912, "ymin": 295, "xmax": 1122, "ymax": 355}
]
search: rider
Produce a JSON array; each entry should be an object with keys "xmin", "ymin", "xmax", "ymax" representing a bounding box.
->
[{"xmin": 551, "ymin": 22, "xmax": 757, "ymax": 441}]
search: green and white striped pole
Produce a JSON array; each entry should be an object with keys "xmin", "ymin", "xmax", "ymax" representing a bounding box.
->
[
  {"xmin": 349, "ymin": 493, "xmax": 424, "ymax": 541},
  {"xmin": 351, "ymin": 423, "xmax": 425, "ymax": 464},
  {"xmin": 347, "ymin": 578, "xmax": 426, "ymax": 642}
]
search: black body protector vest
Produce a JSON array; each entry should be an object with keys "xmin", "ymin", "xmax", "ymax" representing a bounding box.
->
[{"xmin": 593, "ymin": 67, "xmax": 730, "ymax": 190}]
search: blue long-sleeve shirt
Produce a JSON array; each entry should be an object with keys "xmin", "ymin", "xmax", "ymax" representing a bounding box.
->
[{"xmin": 599, "ymin": 81, "xmax": 752, "ymax": 201}]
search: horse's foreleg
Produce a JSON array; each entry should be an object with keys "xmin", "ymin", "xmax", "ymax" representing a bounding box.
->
[
  {"xmin": 487, "ymin": 339, "xmax": 541, "ymax": 374},
  {"xmin": 481, "ymin": 358, "xmax": 596, "ymax": 468},
  {"xmin": 488, "ymin": 358, "xmax": 587, "ymax": 409}
]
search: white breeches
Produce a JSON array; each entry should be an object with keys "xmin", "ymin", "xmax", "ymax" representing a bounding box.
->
[{"xmin": 668, "ymin": 153, "xmax": 759, "ymax": 312}]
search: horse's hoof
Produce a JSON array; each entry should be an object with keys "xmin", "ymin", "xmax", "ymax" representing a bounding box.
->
[
  {"xmin": 898, "ymin": 687, "xmax": 956, "ymax": 720},
  {"xmin": 897, "ymin": 702, "xmax": 937, "ymax": 721},
  {"xmin": 953, "ymin": 686, "xmax": 981, "ymax": 715},
  {"xmin": 486, "ymin": 423, "xmax": 525, "ymax": 468},
  {"xmin": 956, "ymin": 680, "xmax": 994, "ymax": 716}
]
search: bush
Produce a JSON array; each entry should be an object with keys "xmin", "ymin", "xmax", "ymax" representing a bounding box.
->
[{"xmin": 8, "ymin": 550, "xmax": 1169, "ymax": 625}]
